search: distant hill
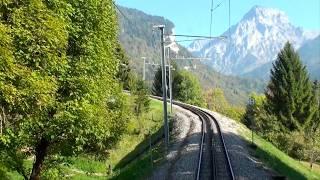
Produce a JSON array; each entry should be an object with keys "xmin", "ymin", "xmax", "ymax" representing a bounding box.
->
[
  {"xmin": 117, "ymin": 6, "xmax": 266, "ymax": 105},
  {"xmin": 242, "ymin": 35, "xmax": 320, "ymax": 81},
  {"xmin": 299, "ymin": 35, "xmax": 320, "ymax": 80},
  {"xmin": 189, "ymin": 6, "xmax": 319, "ymax": 80}
]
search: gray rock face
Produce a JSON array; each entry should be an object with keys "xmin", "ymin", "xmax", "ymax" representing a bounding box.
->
[{"xmin": 188, "ymin": 6, "xmax": 319, "ymax": 78}]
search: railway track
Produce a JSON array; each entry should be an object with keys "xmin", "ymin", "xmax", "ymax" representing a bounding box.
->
[
  {"xmin": 150, "ymin": 96, "xmax": 234, "ymax": 180},
  {"xmin": 174, "ymin": 102, "xmax": 235, "ymax": 180}
]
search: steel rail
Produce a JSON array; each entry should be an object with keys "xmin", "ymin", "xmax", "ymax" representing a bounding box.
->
[
  {"xmin": 173, "ymin": 101, "xmax": 234, "ymax": 180},
  {"xmin": 199, "ymin": 109, "xmax": 235, "ymax": 180},
  {"xmin": 149, "ymin": 96, "xmax": 234, "ymax": 180}
]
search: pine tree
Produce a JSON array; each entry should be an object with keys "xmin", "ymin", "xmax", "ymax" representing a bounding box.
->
[
  {"xmin": 152, "ymin": 67, "xmax": 164, "ymax": 96},
  {"xmin": 265, "ymin": 42, "xmax": 316, "ymax": 132},
  {"xmin": 152, "ymin": 64, "xmax": 175, "ymax": 97}
]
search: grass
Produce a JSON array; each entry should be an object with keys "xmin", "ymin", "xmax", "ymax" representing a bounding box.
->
[
  {"xmin": 1, "ymin": 97, "xmax": 165, "ymax": 179},
  {"xmin": 239, "ymin": 125, "xmax": 320, "ymax": 180},
  {"xmin": 66, "ymin": 97, "xmax": 164, "ymax": 179},
  {"xmin": 68, "ymin": 155, "xmax": 107, "ymax": 173},
  {"xmin": 301, "ymin": 161, "xmax": 320, "ymax": 174},
  {"xmin": 107, "ymin": 97, "xmax": 163, "ymax": 167},
  {"xmin": 68, "ymin": 97, "xmax": 164, "ymax": 179},
  {"xmin": 111, "ymin": 139, "xmax": 166, "ymax": 180}
]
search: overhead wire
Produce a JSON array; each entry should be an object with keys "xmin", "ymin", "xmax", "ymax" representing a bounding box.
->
[
  {"xmin": 210, "ymin": 0, "xmax": 214, "ymax": 37},
  {"xmin": 165, "ymin": 34, "xmax": 226, "ymax": 39},
  {"xmin": 228, "ymin": 0, "xmax": 231, "ymax": 40},
  {"xmin": 112, "ymin": 1, "xmax": 131, "ymax": 23}
]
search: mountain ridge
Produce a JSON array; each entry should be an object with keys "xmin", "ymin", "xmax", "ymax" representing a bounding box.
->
[
  {"xmin": 117, "ymin": 5, "xmax": 266, "ymax": 105},
  {"xmin": 188, "ymin": 6, "xmax": 319, "ymax": 79}
]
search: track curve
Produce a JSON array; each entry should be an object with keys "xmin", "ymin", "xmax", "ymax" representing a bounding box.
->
[
  {"xmin": 150, "ymin": 96, "xmax": 234, "ymax": 180},
  {"xmin": 175, "ymin": 102, "xmax": 235, "ymax": 180}
]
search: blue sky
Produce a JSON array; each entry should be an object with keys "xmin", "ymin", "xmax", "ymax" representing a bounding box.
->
[{"xmin": 116, "ymin": 0, "xmax": 320, "ymax": 37}]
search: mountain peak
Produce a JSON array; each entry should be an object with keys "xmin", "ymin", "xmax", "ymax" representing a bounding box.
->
[
  {"xmin": 243, "ymin": 6, "xmax": 289, "ymax": 25},
  {"xmin": 188, "ymin": 5, "xmax": 317, "ymax": 77}
]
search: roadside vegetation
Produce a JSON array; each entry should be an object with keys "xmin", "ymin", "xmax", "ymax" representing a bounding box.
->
[
  {"xmin": 239, "ymin": 124, "xmax": 320, "ymax": 179},
  {"xmin": 0, "ymin": 0, "xmax": 318, "ymax": 179},
  {"xmin": 0, "ymin": 0, "xmax": 163, "ymax": 179},
  {"xmin": 241, "ymin": 43, "xmax": 320, "ymax": 175}
]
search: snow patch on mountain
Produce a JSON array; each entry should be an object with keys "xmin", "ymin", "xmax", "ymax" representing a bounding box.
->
[
  {"xmin": 188, "ymin": 6, "xmax": 319, "ymax": 76},
  {"xmin": 167, "ymin": 28, "xmax": 180, "ymax": 53}
]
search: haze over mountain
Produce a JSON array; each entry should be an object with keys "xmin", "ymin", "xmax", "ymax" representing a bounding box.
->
[{"xmin": 188, "ymin": 6, "xmax": 320, "ymax": 79}]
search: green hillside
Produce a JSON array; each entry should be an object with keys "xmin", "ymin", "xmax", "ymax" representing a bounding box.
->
[{"xmin": 117, "ymin": 6, "xmax": 266, "ymax": 105}]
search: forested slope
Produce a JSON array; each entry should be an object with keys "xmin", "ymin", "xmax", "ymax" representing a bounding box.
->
[{"xmin": 117, "ymin": 6, "xmax": 266, "ymax": 105}]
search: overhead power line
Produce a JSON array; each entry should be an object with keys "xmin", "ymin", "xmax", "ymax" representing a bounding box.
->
[
  {"xmin": 210, "ymin": 0, "xmax": 214, "ymax": 37},
  {"xmin": 229, "ymin": 0, "xmax": 231, "ymax": 39},
  {"xmin": 165, "ymin": 34, "xmax": 226, "ymax": 39},
  {"xmin": 112, "ymin": 1, "xmax": 131, "ymax": 22},
  {"xmin": 165, "ymin": 38, "xmax": 212, "ymax": 43}
]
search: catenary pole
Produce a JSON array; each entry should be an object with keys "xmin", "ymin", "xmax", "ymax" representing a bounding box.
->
[
  {"xmin": 154, "ymin": 25, "xmax": 169, "ymax": 151},
  {"xmin": 142, "ymin": 57, "xmax": 146, "ymax": 81},
  {"xmin": 168, "ymin": 47, "xmax": 173, "ymax": 114}
]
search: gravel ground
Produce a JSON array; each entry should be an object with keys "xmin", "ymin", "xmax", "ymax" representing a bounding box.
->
[
  {"xmin": 149, "ymin": 105, "xmax": 202, "ymax": 180},
  {"xmin": 204, "ymin": 110, "xmax": 278, "ymax": 180}
]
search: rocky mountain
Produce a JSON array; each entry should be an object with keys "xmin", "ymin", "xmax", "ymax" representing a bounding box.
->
[
  {"xmin": 117, "ymin": 5, "xmax": 266, "ymax": 105},
  {"xmin": 188, "ymin": 6, "xmax": 319, "ymax": 79}
]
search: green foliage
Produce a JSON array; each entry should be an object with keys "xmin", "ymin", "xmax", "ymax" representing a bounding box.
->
[
  {"xmin": 0, "ymin": 0, "xmax": 129, "ymax": 179},
  {"xmin": 172, "ymin": 70, "xmax": 204, "ymax": 107},
  {"xmin": 132, "ymin": 79, "xmax": 150, "ymax": 117},
  {"xmin": 205, "ymin": 88, "xmax": 229, "ymax": 113},
  {"xmin": 242, "ymin": 93, "xmax": 279, "ymax": 135},
  {"xmin": 151, "ymin": 67, "xmax": 164, "ymax": 97},
  {"xmin": 151, "ymin": 62, "xmax": 207, "ymax": 107},
  {"xmin": 242, "ymin": 43, "xmax": 320, "ymax": 161},
  {"xmin": 265, "ymin": 42, "xmax": 316, "ymax": 132},
  {"xmin": 240, "ymin": 127, "xmax": 320, "ymax": 180},
  {"xmin": 204, "ymin": 88, "xmax": 245, "ymax": 121},
  {"xmin": 117, "ymin": 6, "xmax": 266, "ymax": 106},
  {"xmin": 115, "ymin": 43, "xmax": 131, "ymax": 90}
]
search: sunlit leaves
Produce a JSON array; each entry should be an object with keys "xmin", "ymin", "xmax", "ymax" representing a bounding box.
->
[{"xmin": 0, "ymin": 0, "xmax": 127, "ymax": 178}]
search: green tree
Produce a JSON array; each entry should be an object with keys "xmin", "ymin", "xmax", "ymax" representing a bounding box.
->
[
  {"xmin": 151, "ymin": 64, "xmax": 176, "ymax": 97},
  {"xmin": 242, "ymin": 93, "xmax": 280, "ymax": 142},
  {"xmin": 152, "ymin": 66, "xmax": 164, "ymax": 96},
  {"xmin": 115, "ymin": 43, "xmax": 131, "ymax": 90},
  {"xmin": 204, "ymin": 88, "xmax": 229, "ymax": 113},
  {"xmin": 173, "ymin": 70, "xmax": 204, "ymax": 106},
  {"xmin": 0, "ymin": 0, "xmax": 128, "ymax": 179},
  {"xmin": 265, "ymin": 42, "xmax": 316, "ymax": 132},
  {"xmin": 305, "ymin": 81, "xmax": 320, "ymax": 167},
  {"xmin": 133, "ymin": 79, "xmax": 150, "ymax": 117}
]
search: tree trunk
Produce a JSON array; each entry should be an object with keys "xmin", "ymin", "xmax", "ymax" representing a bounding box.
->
[
  {"xmin": 310, "ymin": 150, "xmax": 314, "ymax": 169},
  {"xmin": 29, "ymin": 138, "xmax": 49, "ymax": 180}
]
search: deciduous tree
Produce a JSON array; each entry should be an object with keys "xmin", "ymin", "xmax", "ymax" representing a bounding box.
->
[{"xmin": 0, "ymin": 0, "xmax": 128, "ymax": 179}]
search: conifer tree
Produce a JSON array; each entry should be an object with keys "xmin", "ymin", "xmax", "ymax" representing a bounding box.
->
[
  {"xmin": 265, "ymin": 42, "xmax": 316, "ymax": 132},
  {"xmin": 152, "ymin": 67, "xmax": 164, "ymax": 96}
]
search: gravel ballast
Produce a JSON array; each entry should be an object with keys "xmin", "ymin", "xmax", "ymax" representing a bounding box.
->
[
  {"xmin": 205, "ymin": 110, "xmax": 278, "ymax": 180},
  {"xmin": 150, "ymin": 103, "xmax": 277, "ymax": 180},
  {"xmin": 149, "ymin": 105, "xmax": 202, "ymax": 180}
]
